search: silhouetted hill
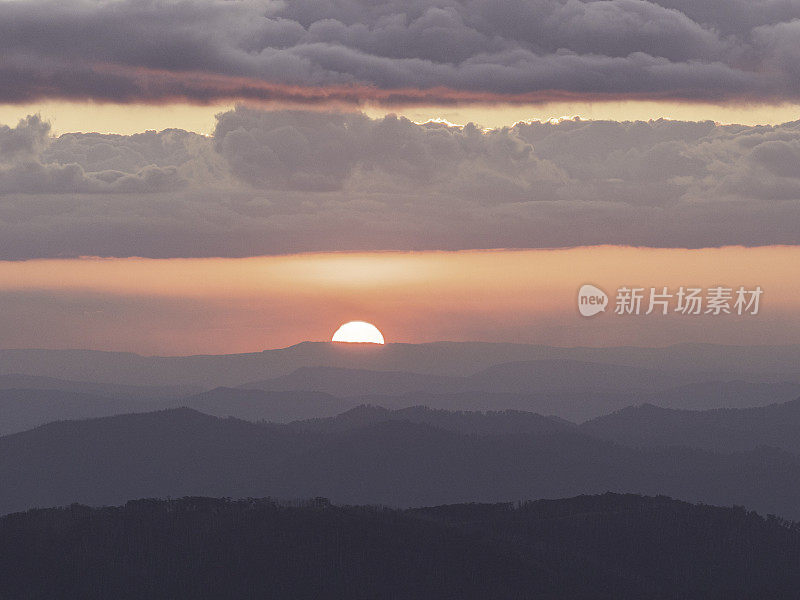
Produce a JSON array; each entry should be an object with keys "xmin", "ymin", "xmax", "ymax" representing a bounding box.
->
[
  {"xmin": 354, "ymin": 390, "xmax": 628, "ymax": 421},
  {"xmin": 2, "ymin": 342, "xmax": 799, "ymax": 387},
  {"xmin": 4, "ymin": 408, "xmax": 800, "ymax": 519},
  {"xmin": 5, "ymin": 377, "xmax": 800, "ymax": 437},
  {"xmin": 0, "ymin": 409, "xmax": 314, "ymax": 512},
  {"xmin": 292, "ymin": 404, "xmax": 575, "ymax": 435},
  {"xmin": 2, "ymin": 494, "xmax": 799, "ymax": 599},
  {"xmin": 274, "ymin": 420, "xmax": 800, "ymax": 512},
  {"xmin": 352, "ymin": 381, "xmax": 800, "ymax": 421},
  {"xmin": 0, "ymin": 388, "xmax": 358, "ymax": 436},
  {"xmin": 647, "ymin": 380, "xmax": 800, "ymax": 410},
  {"xmin": 582, "ymin": 397, "xmax": 800, "ymax": 454}
]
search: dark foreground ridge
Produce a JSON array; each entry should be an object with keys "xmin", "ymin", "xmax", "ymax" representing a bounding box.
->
[{"xmin": 1, "ymin": 493, "xmax": 799, "ymax": 600}]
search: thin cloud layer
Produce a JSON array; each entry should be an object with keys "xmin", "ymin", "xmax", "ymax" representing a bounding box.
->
[
  {"xmin": 0, "ymin": 107, "xmax": 799, "ymax": 259},
  {"xmin": 3, "ymin": 0, "xmax": 800, "ymax": 105}
]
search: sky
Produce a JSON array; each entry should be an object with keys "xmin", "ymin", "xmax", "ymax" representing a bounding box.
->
[
  {"xmin": 0, "ymin": 246, "xmax": 794, "ymax": 354},
  {"xmin": 1, "ymin": 0, "xmax": 799, "ymax": 354}
]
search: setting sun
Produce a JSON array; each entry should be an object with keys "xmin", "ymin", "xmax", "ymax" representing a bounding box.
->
[{"xmin": 332, "ymin": 321, "xmax": 385, "ymax": 344}]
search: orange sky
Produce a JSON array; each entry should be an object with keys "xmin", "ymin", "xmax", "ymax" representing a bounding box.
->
[
  {"xmin": 2, "ymin": 100, "xmax": 799, "ymax": 136},
  {"xmin": 0, "ymin": 246, "xmax": 797, "ymax": 355}
]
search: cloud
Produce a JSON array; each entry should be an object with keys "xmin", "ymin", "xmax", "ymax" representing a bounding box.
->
[
  {"xmin": 213, "ymin": 109, "xmax": 563, "ymax": 196},
  {"xmin": 0, "ymin": 107, "xmax": 799, "ymax": 258},
  {"xmin": 2, "ymin": 0, "xmax": 800, "ymax": 105},
  {"xmin": 0, "ymin": 115, "xmax": 188, "ymax": 195}
]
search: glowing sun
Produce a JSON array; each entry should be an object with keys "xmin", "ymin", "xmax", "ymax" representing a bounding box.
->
[{"xmin": 332, "ymin": 321, "xmax": 385, "ymax": 344}]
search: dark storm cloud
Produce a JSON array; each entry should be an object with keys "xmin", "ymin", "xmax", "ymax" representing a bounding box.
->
[
  {"xmin": 0, "ymin": 107, "xmax": 799, "ymax": 258},
  {"xmin": 2, "ymin": 0, "xmax": 800, "ymax": 104}
]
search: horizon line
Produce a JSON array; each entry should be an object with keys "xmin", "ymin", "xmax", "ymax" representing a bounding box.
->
[{"xmin": 1, "ymin": 340, "xmax": 799, "ymax": 359}]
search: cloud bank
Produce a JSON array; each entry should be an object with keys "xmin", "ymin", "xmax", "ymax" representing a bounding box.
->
[
  {"xmin": 3, "ymin": 0, "xmax": 800, "ymax": 105},
  {"xmin": 0, "ymin": 108, "xmax": 799, "ymax": 258}
]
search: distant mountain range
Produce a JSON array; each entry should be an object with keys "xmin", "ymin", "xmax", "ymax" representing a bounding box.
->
[
  {"xmin": 0, "ymin": 373, "xmax": 199, "ymax": 399},
  {"xmin": 291, "ymin": 405, "xmax": 574, "ymax": 436},
  {"xmin": 2, "ymin": 342, "xmax": 799, "ymax": 387},
  {"xmin": 3, "ymin": 494, "xmax": 799, "ymax": 599},
  {"xmin": 1, "ymin": 343, "xmax": 799, "ymax": 431},
  {"xmin": 582, "ymin": 398, "xmax": 800, "ymax": 454},
  {"xmin": 242, "ymin": 359, "xmax": 705, "ymax": 395},
  {"xmin": 4, "ymin": 406, "xmax": 800, "ymax": 519},
  {"xmin": 2, "ymin": 368, "xmax": 800, "ymax": 434},
  {"xmin": 241, "ymin": 362, "xmax": 800, "ymax": 420},
  {"xmin": 3, "ymin": 342, "xmax": 800, "ymax": 522},
  {"xmin": 3, "ymin": 351, "xmax": 800, "ymax": 431},
  {"xmin": 0, "ymin": 388, "xmax": 165, "ymax": 436},
  {"xmin": 0, "ymin": 387, "xmax": 360, "ymax": 436}
]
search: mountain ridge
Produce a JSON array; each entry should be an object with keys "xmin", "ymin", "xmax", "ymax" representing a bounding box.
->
[
  {"xmin": 4, "ymin": 407, "xmax": 800, "ymax": 520},
  {"xmin": 582, "ymin": 396, "xmax": 800, "ymax": 454}
]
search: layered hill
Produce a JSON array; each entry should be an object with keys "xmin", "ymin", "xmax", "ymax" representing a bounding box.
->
[
  {"xmin": 582, "ymin": 397, "xmax": 800, "ymax": 454},
  {"xmin": 4, "ymin": 408, "xmax": 800, "ymax": 519},
  {"xmin": 2, "ymin": 342, "xmax": 799, "ymax": 387}
]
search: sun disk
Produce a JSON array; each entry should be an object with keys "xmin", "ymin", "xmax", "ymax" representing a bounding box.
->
[{"xmin": 332, "ymin": 321, "xmax": 385, "ymax": 344}]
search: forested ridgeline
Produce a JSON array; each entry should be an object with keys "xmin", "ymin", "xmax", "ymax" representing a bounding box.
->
[{"xmin": 1, "ymin": 493, "xmax": 799, "ymax": 599}]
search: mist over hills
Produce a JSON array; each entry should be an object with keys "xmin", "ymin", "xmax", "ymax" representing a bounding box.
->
[
  {"xmin": 1, "ymin": 343, "xmax": 799, "ymax": 429},
  {"xmin": 0, "ymin": 374, "xmax": 198, "ymax": 400},
  {"xmin": 582, "ymin": 398, "xmax": 800, "ymax": 454},
  {"xmin": 3, "ymin": 494, "xmax": 799, "ymax": 600},
  {"xmin": 242, "ymin": 362, "xmax": 800, "ymax": 420},
  {"xmin": 348, "ymin": 382, "xmax": 800, "ymax": 421},
  {"xmin": 182, "ymin": 388, "xmax": 358, "ymax": 423},
  {"xmin": 644, "ymin": 380, "xmax": 800, "ymax": 410},
  {"xmin": 2, "ymin": 342, "xmax": 799, "ymax": 387},
  {"xmin": 3, "ymin": 342, "xmax": 800, "ymax": 528},
  {"xmin": 243, "ymin": 366, "xmax": 463, "ymax": 396},
  {"xmin": 291, "ymin": 405, "xmax": 575, "ymax": 436},
  {"xmin": 4, "ymin": 345, "xmax": 800, "ymax": 429},
  {"xmin": 0, "ymin": 385, "xmax": 360, "ymax": 436},
  {"xmin": 243, "ymin": 360, "xmax": 699, "ymax": 395},
  {"xmin": 309, "ymin": 399, "xmax": 800, "ymax": 459},
  {"xmin": 4, "ymin": 407, "xmax": 800, "ymax": 520},
  {"xmin": 2, "ymin": 373, "xmax": 800, "ymax": 436},
  {"xmin": 0, "ymin": 388, "xmax": 168, "ymax": 436}
]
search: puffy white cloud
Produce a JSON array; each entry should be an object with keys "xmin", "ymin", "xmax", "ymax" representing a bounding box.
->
[
  {"xmin": 1, "ymin": 0, "xmax": 800, "ymax": 104},
  {"xmin": 0, "ymin": 107, "xmax": 799, "ymax": 258}
]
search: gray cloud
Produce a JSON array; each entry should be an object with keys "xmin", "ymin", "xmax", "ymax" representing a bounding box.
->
[
  {"xmin": 0, "ymin": 116, "xmax": 187, "ymax": 195},
  {"xmin": 2, "ymin": 0, "xmax": 800, "ymax": 104},
  {"xmin": 213, "ymin": 109, "xmax": 563, "ymax": 196},
  {"xmin": 0, "ymin": 107, "xmax": 799, "ymax": 258}
]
